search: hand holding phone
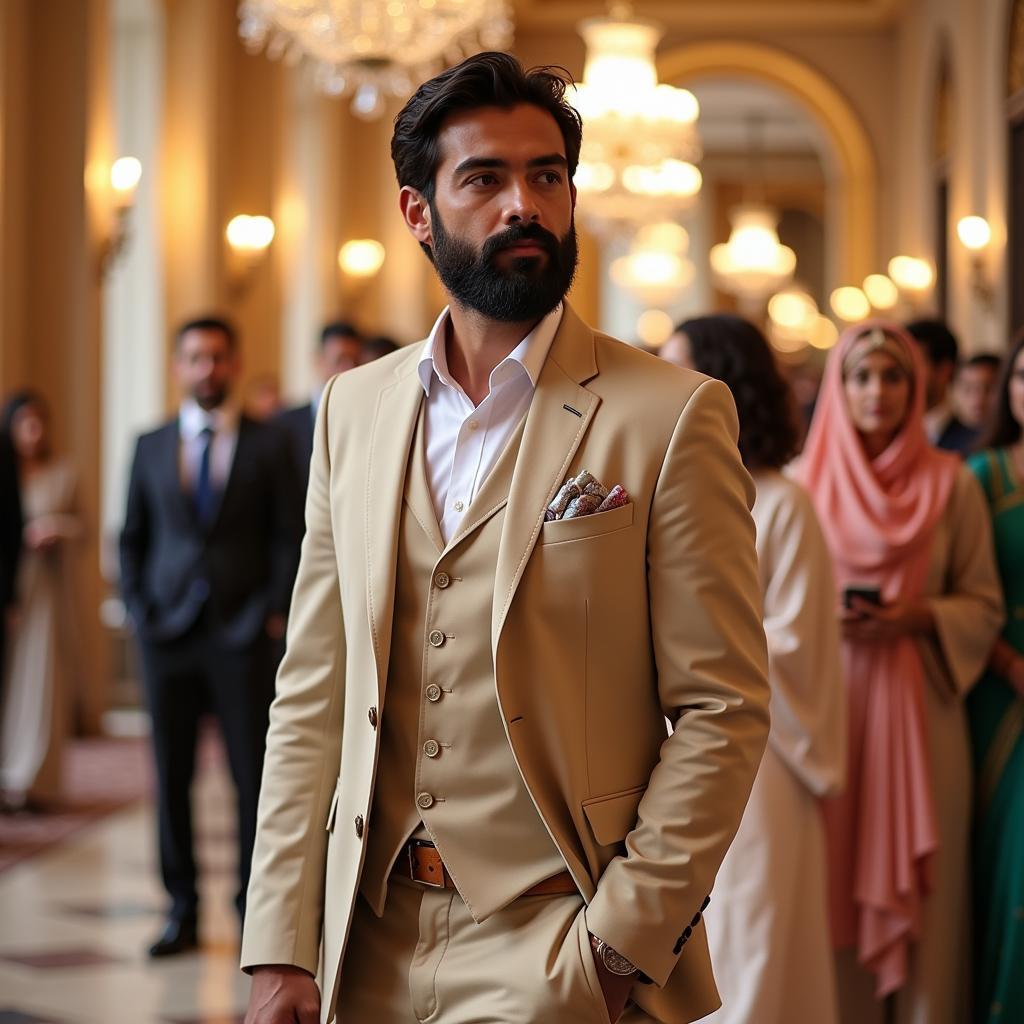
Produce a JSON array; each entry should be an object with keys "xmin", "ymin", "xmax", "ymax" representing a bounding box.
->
[{"xmin": 842, "ymin": 585, "xmax": 883, "ymax": 611}]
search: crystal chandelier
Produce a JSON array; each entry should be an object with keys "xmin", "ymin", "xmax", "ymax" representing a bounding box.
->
[
  {"xmin": 238, "ymin": 0, "xmax": 514, "ymax": 120},
  {"xmin": 610, "ymin": 222, "xmax": 695, "ymax": 307},
  {"xmin": 710, "ymin": 204, "xmax": 795, "ymax": 307},
  {"xmin": 572, "ymin": 7, "xmax": 702, "ymax": 236}
]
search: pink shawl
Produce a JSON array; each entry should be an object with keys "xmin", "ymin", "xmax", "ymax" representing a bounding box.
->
[{"xmin": 795, "ymin": 321, "xmax": 960, "ymax": 996}]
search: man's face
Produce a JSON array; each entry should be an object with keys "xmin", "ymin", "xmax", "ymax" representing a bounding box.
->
[
  {"xmin": 319, "ymin": 335, "xmax": 362, "ymax": 384},
  {"xmin": 404, "ymin": 103, "xmax": 578, "ymax": 322},
  {"xmin": 953, "ymin": 362, "xmax": 998, "ymax": 429},
  {"xmin": 915, "ymin": 349, "xmax": 955, "ymax": 410},
  {"xmin": 175, "ymin": 328, "xmax": 238, "ymax": 410}
]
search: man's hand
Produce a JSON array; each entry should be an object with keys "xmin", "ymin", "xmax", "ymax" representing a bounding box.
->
[
  {"xmin": 589, "ymin": 938, "xmax": 634, "ymax": 1023},
  {"xmin": 839, "ymin": 598, "xmax": 933, "ymax": 644},
  {"xmin": 245, "ymin": 965, "xmax": 320, "ymax": 1024}
]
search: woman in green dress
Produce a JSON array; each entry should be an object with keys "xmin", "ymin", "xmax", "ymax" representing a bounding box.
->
[{"xmin": 967, "ymin": 330, "xmax": 1024, "ymax": 1023}]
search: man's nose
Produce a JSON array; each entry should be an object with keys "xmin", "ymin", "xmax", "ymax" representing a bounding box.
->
[{"xmin": 503, "ymin": 180, "xmax": 541, "ymax": 224}]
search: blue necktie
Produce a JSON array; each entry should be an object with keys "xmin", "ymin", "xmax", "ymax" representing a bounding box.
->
[{"xmin": 194, "ymin": 426, "xmax": 214, "ymax": 526}]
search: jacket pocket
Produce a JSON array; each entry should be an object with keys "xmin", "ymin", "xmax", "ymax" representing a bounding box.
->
[
  {"xmin": 539, "ymin": 501, "xmax": 634, "ymax": 546},
  {"xmin": 581, "ymin": 784, "xmax": 646, "ymax": 846}
]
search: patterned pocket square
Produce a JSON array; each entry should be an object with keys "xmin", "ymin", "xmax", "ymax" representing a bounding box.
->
[{"xmin": 545, "ymin": 471, "xmax": 629, "ymax": 521}]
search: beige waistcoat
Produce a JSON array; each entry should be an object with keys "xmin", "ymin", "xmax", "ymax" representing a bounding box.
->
[{"xmin": 360, "ymin": 401, "xmax": 566, "ymax": 921}]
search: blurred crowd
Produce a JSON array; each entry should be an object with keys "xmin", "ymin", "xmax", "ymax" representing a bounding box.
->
[{"xmin": 0, "ymin": 308, "xmax": 1021, "ymax": 1021}]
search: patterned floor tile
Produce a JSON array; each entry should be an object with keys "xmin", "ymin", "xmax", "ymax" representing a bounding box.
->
[{"xmin": 0, "ymin": 949, "xmax": 123, "ymax": 969}]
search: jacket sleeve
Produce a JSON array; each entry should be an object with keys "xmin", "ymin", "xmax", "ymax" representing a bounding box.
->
[
  {"xmin": 118, "ymin": 437, "xmax": 150, "ymax": 624},
  {"xmin": 585, "ymin": 378, "xmax": 771, "ymax": 987},
  {"xmin": 266, "ymin": 423, "xmax": 305, "ymax": 617},
  {"xmin": 240, "ymin": 375, "xmax": 346, "ymax": 976}
]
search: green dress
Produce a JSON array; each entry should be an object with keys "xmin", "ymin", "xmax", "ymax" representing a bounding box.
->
[{"xmin": 967, "ymin": 447, "xmax": 1024, "ymax": 1024}]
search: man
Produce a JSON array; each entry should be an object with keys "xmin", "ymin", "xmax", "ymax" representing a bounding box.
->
[
  {"xmin": 906, "ymin": 318, "xmax": 976, "ymax": 453},
  {"xmin": 952, "ymin": 352, "xmax": 1001, "ymax": 441},
  {"xmin": 242, "ymin": 54, "xmax": 769, "ymax": 1024},
  {"xmin": 277, "ymin": 322, "xmax": 362, "ymax": 492},
  {"xmin": 120, "ymin": 317, "xmax": 303, "ymax": 957}
]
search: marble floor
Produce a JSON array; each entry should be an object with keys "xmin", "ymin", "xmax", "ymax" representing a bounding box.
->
[{"xmin": 0, "ymin": 752, "xmax": 250, "ymax": 1024}]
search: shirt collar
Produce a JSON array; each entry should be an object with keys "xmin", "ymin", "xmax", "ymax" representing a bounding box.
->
[
  {"xmin": 416, "ymin": 304, "xmax": 563, "ymax": 399},
  {"xmin": 179, "ymin": 397, "xmax": 237, "ymax": 441}
]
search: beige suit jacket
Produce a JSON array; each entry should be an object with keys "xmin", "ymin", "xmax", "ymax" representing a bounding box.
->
[{"xmin": 241, "ymin": 304, "xmax": 770, "ymax": 1023}]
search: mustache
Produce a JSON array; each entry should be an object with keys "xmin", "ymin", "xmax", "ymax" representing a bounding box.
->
[{"xmin": 482, "ymin": 222, "xmax": 560, "ymax": 261}]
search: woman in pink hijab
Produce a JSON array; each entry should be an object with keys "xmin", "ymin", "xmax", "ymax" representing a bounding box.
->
[{"xmin": 797, "ymin": 322, "xmax": 1003, "ymax": 1024}]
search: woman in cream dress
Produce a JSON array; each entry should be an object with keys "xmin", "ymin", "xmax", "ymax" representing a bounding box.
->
[
  {"xmin": 0, "ymin": 392, "xmax": 82, "ymax": 809},
  {"xmin": 797, "ymin": 323, "xmax": 1003, "ymax": 1024},
  {"xmin": 663, "ymin": 315, "xmax": 845, "ymax": 1024}
]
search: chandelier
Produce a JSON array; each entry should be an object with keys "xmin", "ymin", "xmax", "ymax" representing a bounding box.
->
[
  {"xmin": 710, "ymin": 204, "xmax": 795, "ymax": 307},
  {"xmin": 238, "ymin": 0, "xmax": 514, "ymax": 119},
  {"xmin": 572, "ymin": 8, "xmax": 702, "ymax": 236},
  {"xmin": 610, "ymin": 222, "xmax": 695, "ymax": 307}
]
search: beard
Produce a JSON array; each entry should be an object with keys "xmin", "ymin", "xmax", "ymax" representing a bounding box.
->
[{"xmin": 430, "ymin": 208, "xmax": 578, "ymax": 323}]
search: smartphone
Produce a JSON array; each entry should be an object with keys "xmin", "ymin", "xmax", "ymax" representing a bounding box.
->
[{"xmin": 843, "ymin": 585, "xmax": 884, "ymax": 610}]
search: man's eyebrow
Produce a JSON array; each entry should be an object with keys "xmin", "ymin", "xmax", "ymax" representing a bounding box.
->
[{"xmin": 451, "ymin": 153, "xmax": 569, "ymax": 176}]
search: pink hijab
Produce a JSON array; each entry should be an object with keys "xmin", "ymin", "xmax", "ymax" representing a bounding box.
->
[{"xmin": 796, "ymin": 320, "xmax": 960, "ymax": 996}]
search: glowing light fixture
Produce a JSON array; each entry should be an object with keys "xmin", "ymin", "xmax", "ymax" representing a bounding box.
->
[
  {"xmin": 862, "ymin": 273, "xmax": 899, "ymax": 310},
  {"xmin": 636, "ymin": 309, "xmax": 675, "ymax": 348},
  {"xmin": 956, "ymin": 215, "xmax": 992, "ymax": 252},
  {"xmin": 226, "ymin": 214, "xmax": 276, "ymax": 252},
  {"xmin": 338, "ymin": 238, "xmax": 386, "ymax": 278},
  {"xmin": 888, "ymin": 255, "xmax": 934, "ymax": 293},
  {"xmin": 808, "ymin": 315, "xmax": 839, "ymax": 350},
  {"xmin": 573, "ymin": 9, "xmax": 701, "ymax": 234},
  {"xmin": 611, "ymin": 220, "xmax": 694, "ymax": 307},
  {"xmin": 110, "ymin": 157, "xmax": 142, "ymax": 206},
  {"xmin": 830, "ymin": 286, "xmax": 871, "ymax": 322},
  {"xmin": 710, "ymin": 204, "xmax": 796, "ymax": 304}
]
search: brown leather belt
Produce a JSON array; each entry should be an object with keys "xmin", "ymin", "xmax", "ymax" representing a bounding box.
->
[{"xmin": 394, "ymin": 838, "xmax": 578, "ymax": 897}]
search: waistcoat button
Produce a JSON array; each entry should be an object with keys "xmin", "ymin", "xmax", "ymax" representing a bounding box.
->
[
  {"xmin": 434, "ymin": 571, "xmax": 451, "ymax": 589},
  {"xmin": 416, "ymin": 792, "xmax": 435, "ymax": 810},
  {"xmin": 428, "ymin": 629, "xmax": 446, "ymax": 648},
  {"xmin": 423, "ymin": 739, "xmax": 440, "ymax": 758},
  {"xmin": 367, "ymin": 706, "xmax": 378, "ymax": 729},
  {"xmin": 354, "ymin": 814, "xmax": 364, "ymax": 838},
  {"xmin": 425, "ymin": 684, "xmax": 442, "ymax": 702}
]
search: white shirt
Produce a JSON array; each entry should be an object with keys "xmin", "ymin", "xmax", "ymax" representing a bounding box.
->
[
  {"xmin": 417, "ymin": 304, "xmax": 562, "ymax": 543},
  {"xmin": 178, "ymin": 397, "xmax": 240, "ymax": 493}
]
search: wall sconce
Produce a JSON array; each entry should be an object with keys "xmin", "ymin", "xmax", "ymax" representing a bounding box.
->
[
  {"xmin": 98, "ymin": 156, "xmax": 142, "ymax": 280},
  {"xmin": 887, "ymin": 255, "xmax": 934, "ymax": 308},
  {"xmin": 338, "ymin": 239, "xmax": 386, "ymax": 279},
  {"xmin": 956, "ymin": 215, "xmax": 994, "ymax": 308},
  {"xmin": 225, "ymin": 214, "xmax": 275, "ymax": 299}
]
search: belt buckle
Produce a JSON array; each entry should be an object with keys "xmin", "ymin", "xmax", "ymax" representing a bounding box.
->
[{"xmin": 408, "ymin": 838, "xmax": 445, "ymax": 889}]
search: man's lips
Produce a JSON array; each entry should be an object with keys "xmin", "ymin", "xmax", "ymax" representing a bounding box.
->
[{"xmin": 501, "ymin": 242, "xmax": 547, "ymax": 256}]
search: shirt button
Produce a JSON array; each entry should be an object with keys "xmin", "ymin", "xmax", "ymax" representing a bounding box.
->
[
  {"xmin": 425, "ymin": 684, "xmax": 442, "ymax": 702},
  {"xmin": 416, "ymin": 792, "xmax": 435, "ymax": 810},
  {"xmin": 453, "ymin": 500, "xmax": 464, "ymax": 513},
  {"xmin": 354, "ymin": 814, "xmax": 364, "ymax": 838},
  {"xmin": 434, "ymin": 572, "xmax": 451, "ymax": 589},
  {"xmin": 468, "ymin": 420, "xmax": 480, "ymax": 431},
  {"xmin": 423, "ymin": 739, "xmax": 440, "ymax": 758},
  {"xmin": 428, "ymin": 629, "xmax": 446, "ymax": 648},
  {"xmin": 367, "ymin": 706, "xmax": 378, "ymax": 729}
]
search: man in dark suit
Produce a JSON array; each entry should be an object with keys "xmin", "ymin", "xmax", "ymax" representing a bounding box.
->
[
  {"xmin": 906, "ymin": 318, "xmax": 977, "ymax": 454},
  {"xmin": 120, "ymin": 316, "xmax": 302, "ymax": 957},
  {"xmin": 0, "ymin": 428, "xmax": 23, "ymax": 713},
  {"xmin": 276, "ymin": 321, "xmax": 363, "ymax": 493}
]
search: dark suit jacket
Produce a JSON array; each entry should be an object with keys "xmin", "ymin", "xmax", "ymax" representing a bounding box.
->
[
  {"xmin": 0, "ymin": 434, "xmax": 22, "ymax": 609},
  {"xmin": 275, "ymin": 402, "xmax": 315, "ymax": 495},
  {"xmin": 119, "ymin": 414, "xmax": 303, "ymax": 649},
  {"xmin": 936, "ymin": 415, "xmax": 979, "ymax": 456}
]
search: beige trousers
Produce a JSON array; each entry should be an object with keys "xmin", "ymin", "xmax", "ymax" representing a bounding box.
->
[{"xmin": 333, "ymin": 876, "xmax": 656, "ymax": 1024}]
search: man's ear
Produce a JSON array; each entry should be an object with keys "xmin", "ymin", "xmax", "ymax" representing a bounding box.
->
[{"xmin": 400, "ymin": 186, "xmax": 433, "ymax": 249}]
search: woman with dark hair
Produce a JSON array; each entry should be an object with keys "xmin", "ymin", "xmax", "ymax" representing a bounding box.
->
[
  {"xmin": 796, "ymin": 322, "xmax": 1002, "ymax": 1024},
  {"xmin": 0, "ymin": 391, "xmax": 82, "ymax": 811},
  {"xmin": 664, "ymin": 315, "xmax": 845, "ymax": 1024},
  {"xmin": 965, "ymin": 330, "xmax": 1024, "ymax": 1023}
]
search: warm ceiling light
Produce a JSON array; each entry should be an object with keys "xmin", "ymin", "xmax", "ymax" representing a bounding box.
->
[
  {"xmin": 830, "ymin": 286, "xmax": 871, "ymax": 322},
  {"xmin": 863, "ymin": 273, "xmax": 899, "ymax": 309},
  {"xmin": 226, "ymin": 214, "xmax": 276, "ymax": 252},
  {"xmin": 710, "ymin": 204, "xmax": 796, "ymax": 302},
  {"xmin": 808, "ymin": 315, "xmax": 839, "ymax": 350},
  {"xmin": 768, "ymin": 288, "xmax": 818, "ymax": 331},
  {"xmin": 956, "ymin": 216, "xmax": 992, "ymax": 252},
  {"xmin": 636, "ymin": 309, "xmax": 675, "ymax": 348},
  {"xmin": 888, "ymin": 255, "xmax": 934, "ymax": 292},
  {"xmin": 634, "ymin": 221, "xmax": 690, "ymax": 254},
  {"xmin": 338, "ymin": 238, "xmax": 385, "ymax": 278}
]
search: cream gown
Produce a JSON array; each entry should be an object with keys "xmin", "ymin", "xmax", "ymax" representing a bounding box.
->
[
  {"xmin": 0, "ymin": 458, "xmax": 82, "ymax": 802},
  {"xmin": 832, "ymin": 463, "xmax": 1003, "ymax": 1024},
  {"xmin": 703, "ymin": 469, "xmax": 846, "ymax": 1024}
]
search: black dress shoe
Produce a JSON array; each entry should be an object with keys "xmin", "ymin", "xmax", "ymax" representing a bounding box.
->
[{"xmin": 147, "ymin": 918, "xmax": 198, "ymax": 958}]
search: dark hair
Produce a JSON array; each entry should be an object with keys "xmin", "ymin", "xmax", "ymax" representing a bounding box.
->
[
  {"xmin": 175, "ymin": 315, "xmax": 238, "ymax": 351},
  {"xmin": 978, "ymin": 329, "xmax": 1024, "ymax": 449},
  {"xmin": 676, "ymin": 315, "xmax": 802, "ymax": 471},
  {"xmin": 391, "ymin": 51, "xmax": 582, "ymax": 204},
  {"xmin": 905, "ymin": 318, "xmax": 959, "ymax": 366},
  {"xmin": 960, "ymin": 352, "xmax": 1002, "ymax": 373},
  {"xmin": 1, "ymin": 389, "xmax": 51, "ymax": 459},
  {"xmin": 320, "ymin": 320, "xmax": 361, "ymax": 347},
  {"xmin": 362, "ymin": 335, "xmax": 399, "ymax": 360}
]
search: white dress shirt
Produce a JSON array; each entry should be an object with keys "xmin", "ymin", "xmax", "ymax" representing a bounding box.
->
[
  {"xmin": 178, "ymin": 397, "xmax": 240, "ymax": 494},
  {"xmin": 417, "ymin": 304, "xmax": 562, "ymax": 543}
]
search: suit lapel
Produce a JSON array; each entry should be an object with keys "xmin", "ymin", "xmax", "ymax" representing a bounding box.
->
[
  {"xmin": 165, "ymin": 420, "xmax": 197, "ymax": 530},
  {"xmin": 365, "ymin": 353, "xmax": 426, "ymax": 704},
  {"xmin": 404, "ymin": 403, "xmax": 445, "ymax": 554},
  {"xmin": 491, "ymin": 305, "xmax": 600, "ymax": 650},
  {"xmin": 208, "ymin": 416, "xmax": 248, "ymax": 533}
]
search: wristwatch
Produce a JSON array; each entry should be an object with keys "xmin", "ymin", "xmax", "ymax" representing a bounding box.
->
[{"xmin": 590, "ymin": 934, "xmax": 638, "ymax": 977}]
